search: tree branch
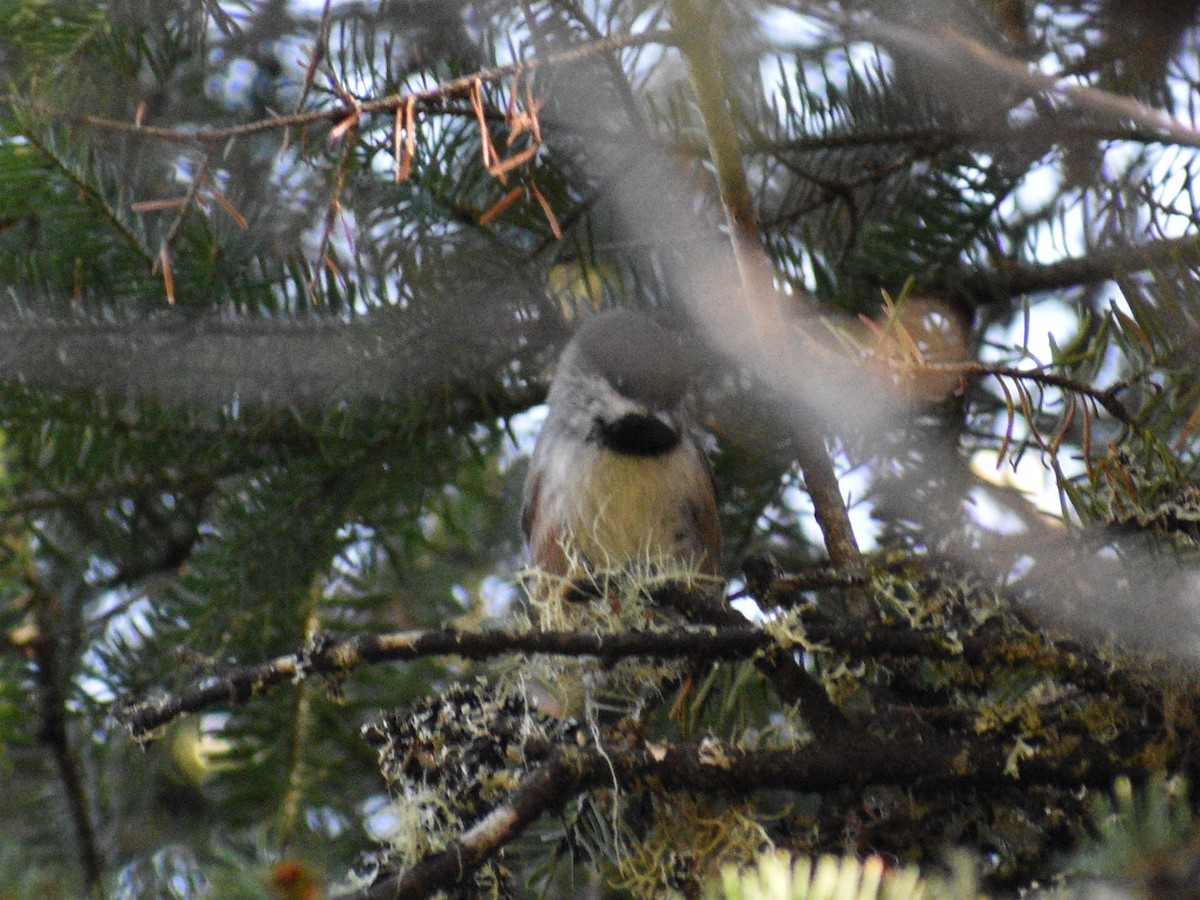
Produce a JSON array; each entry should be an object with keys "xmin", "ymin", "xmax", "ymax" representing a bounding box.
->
[
  {"xmin": 353, "ymin": 730, "xmax": 1138, "ymax": 899},
  {"xmin": 115, "ymin": 596, "xmax": 1149, "ymax": 741},
  {"xmin": 0, "ymin": 307, "xmax": 548, "ymax": 415},
  {"xmin": 5, "ymin": 463, "xmax": 249, "ymax": 517},
  {"xmin": 956, "ymin": 234, "xmax": 1200, "ymax": 303},
  {"xmin": 925, "ymin": 361, "xmax": 1137, "ymax": 427},
  {"xmin": 359, "ymin": 746, "xmax": 591, "ymax": 900},
  {"xmin": 794, "ymin": 4, "xmax": 1200, "ymax": 151},
  {"xmin": 113, "ymin": 625, "xmax": 772, "ymax": 739},
  {"xmin": 0, "ymin": 30, "xmax": 677, "ymax": 149},
  {"xmin": 646, "ymin": 581, "xmax": 849, "ymax": 736},
  {"xmin": 26, "ymin": 577, "xmax": 103, "ymax": 892}
]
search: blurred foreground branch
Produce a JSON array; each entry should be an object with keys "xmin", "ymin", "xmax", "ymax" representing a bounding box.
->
[
  {"xmin": 958, "ymin": 234, "xmax": 1200, "ymax": 303},
  {"xmin": 795, "ymin": 4, "xmax": 1200, "ymax": 150},
  {"xmin": 669, "ymin": 0, "xmax": 873, "ymax": 622}
]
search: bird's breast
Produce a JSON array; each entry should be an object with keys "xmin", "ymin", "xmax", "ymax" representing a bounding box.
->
[{"xmin": 540, "ymin": 439, "xmax": 708, "ymax": 571}]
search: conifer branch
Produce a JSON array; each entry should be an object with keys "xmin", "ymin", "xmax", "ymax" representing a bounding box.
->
[
  {"xmin": 352, "ymin": 731, "xmax": 1138, "ymax": 899},
  {"xmin": 114, "ymin": 599, "xmax": 1149, "ymax": 740},
  {"xmin": 0, "ymin": 30, "xmax": 677, "ymax": 150},
  {"xmin": 926, "ymin": 362, "xmax": 1137, "ymax": 427},
  {"xmin": 17, "ymin": 126, "xmax": 155, "ymax": 266},
  {"xmin": 113, "ymin": 625, "xmax": 771, "ymax": 739},
  {"xmin": 957, "ymin": 234, "xmax": 1200, "ymax": 302},
  {"xmin": 5, "ymin": 464, "xmax": 249, "ymax": 517}
]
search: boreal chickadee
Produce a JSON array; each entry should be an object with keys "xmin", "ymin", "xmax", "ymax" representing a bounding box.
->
[{"xmin": 521, "ymin": 309, "xmax": 721, "ymax": 578}]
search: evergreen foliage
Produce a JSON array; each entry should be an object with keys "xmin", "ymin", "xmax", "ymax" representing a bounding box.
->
[{"xmin": 2, "ymin": 1, "xmax": 1200, "ymax": 896}]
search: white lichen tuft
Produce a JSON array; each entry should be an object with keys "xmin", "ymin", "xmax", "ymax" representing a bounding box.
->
[{"xmin": 514, "ymin": 530, "xmax": 725, "ymax": 721}]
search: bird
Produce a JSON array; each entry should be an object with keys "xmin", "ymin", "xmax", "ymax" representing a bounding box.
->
[{"xmin": 520, "ymin": 309, "xmax": 722, "ymax": 583}]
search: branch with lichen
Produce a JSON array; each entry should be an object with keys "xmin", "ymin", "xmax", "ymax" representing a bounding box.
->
[
  {"xmin": 112, "ymin": 559, "xmax": 1200, "ymax": 892},
  {"xmin": 113, "ymin": 624, "xmax": 772, "ymax": 739},
  {"xmin": 349, "ymin": 728, "xmax": 1144, "ymax": 899},
  {"xmin": 115, "ymin": 577, "xmax": 1152, "ymax": 740}
]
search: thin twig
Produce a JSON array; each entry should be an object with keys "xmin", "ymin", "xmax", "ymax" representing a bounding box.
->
[
  {"xmin": 17, "ymin": 127, "xmax": 155, "ymax": 266},
  {"xmin": 4, "ymin": 464, "xmax": 244, "ymax": 517},
  {"xmin": 274, "ymin": 588, "xmax": 323, "ymax": 850},
  {"xmin": 548, "ymin": 0, "xmax": 650, "ymax": 133},
  {"xmin": 925, "ymin": 361, "xmax": 1137, "ymax": 427},
  {"xmin": 151, "ymin": 156, "xmax": 209, "ymax": 304},
  {"xmin": 676, "ymin": 121, "xmax": 1200, "ymax": 158},
  {"xmin": 292, "ymin": 0, "xmax": 333, "ymax": 115},
  {"xmin": 0, "ymin": 30, "xmax": 677, "ymax": 150}
]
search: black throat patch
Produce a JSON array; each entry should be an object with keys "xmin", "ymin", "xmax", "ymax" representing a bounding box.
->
[{"xmin": 595, "ymin": 413, "xmax": 681, "ymax": 457}]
